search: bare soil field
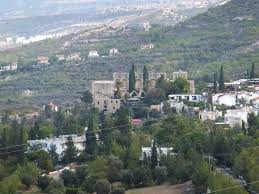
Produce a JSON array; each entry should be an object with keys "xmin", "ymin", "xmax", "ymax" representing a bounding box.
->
[{"xmin": 127, "ymin": 182, "xmax": 192, "ymax": 194}]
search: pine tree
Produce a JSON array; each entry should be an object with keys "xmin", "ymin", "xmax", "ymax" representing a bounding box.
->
[
  {"xmin": 143, "ymin": 65, "xmax": 149, "ymax": 92},
  {"xmin": 85, "ymin": 116, "xmax": 98, "ymax": 155},
  {"xmin": 242, "ymin": 120, "xmax": 247, "ymax": 135},
  {"xmin": 213, "ymin": 72, "xmax": 218, "ymax": 93},
  {"xmin": 62, "ymin": 136, "xmax": 78, "ymax": 164},
  {"xmin": 250, "ymin": 63, "xmax": 255, "ymax": 79},
  {"xmin": 129, "ymin": 64, "xmax": 136, "ymax": 93},
  {"xmin": 218, "ymin": 65, "xmax": 225, "ymax": 92},
  {"xmin": 151, "ymin": 139, "xmax": 158, "ymax": 169}
]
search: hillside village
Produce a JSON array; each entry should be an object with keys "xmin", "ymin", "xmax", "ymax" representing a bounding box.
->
[{"xmin": 0, "ymin": 0, "xmax": 259, "ymax": 194}]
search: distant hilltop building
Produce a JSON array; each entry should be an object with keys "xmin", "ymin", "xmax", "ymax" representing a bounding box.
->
[
  {"xmin": 141, "ymin": 43, "xmax": 154, "ymax": 50},
  {"xmin": 143, "ymin": 22, "xmax": 151, "ymax": 31},
  {"xmin": 66, "ymin": 52, "xmax": 81, "ymax": 61},
  {"xmin": 88, "ymin": 50, "xmax": 100, "ymax": 58},
  {"xmin": 0, "ymin": 61, "xmax": 18, "ymax": 72},
  {"xmin": 56, "ymin": 54, "xmax": 65, "ymax": 62},
  {"xmin": 172, "ymin": 70, "xmax": 188, "ymax": 81},
  {"xmin": 109, "ymin": 48, "xmax": 119, "ymax": 56},
  {"xmin": 43, "ymin": 101, "xmax": 59, "ymax": 112},
  {"xmin": 37, "ymin": 56, "xmax": 50, "ymax": 65}
]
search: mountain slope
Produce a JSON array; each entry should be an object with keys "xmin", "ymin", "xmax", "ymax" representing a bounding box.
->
[
  {"xmin": 0, "ymin": 0, "xmax": 258, "ymax": 112},
  {"xmin": 144, "ymin": 0, "xmax": 259, "ymax": 78}
]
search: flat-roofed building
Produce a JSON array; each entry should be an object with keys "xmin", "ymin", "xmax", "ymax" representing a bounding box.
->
[
  {"xmin": 27, "ymin": 134, "xmax": 85, "ymax": 156},
  {"xmin": 199, "ymin": 110, "xmax": 223, "ymax": 121},
  {"xmin": 92, "ymin": 80, "xmax": 115, "ymax": 98},
  {"xmin": 109, "ymin": 48, "xmax": 119, "ymax": 56},
  {"xmin": 93, "ymin": 97, "xmax": 121, "ymax": 114},
  {"xmin": 88, "ymin": 50, "xmax": 99, "ymax": 58},
  {"xmin": 169, "ymin": 94, "xmax": 204, "ymax": 103},
  {"xmin": 224, "ymin": 109, "xmax": 250, "ymax": 127},
  {"xmin": 172, "ymin": 70, "xmax": 188, "ymax": 81}
]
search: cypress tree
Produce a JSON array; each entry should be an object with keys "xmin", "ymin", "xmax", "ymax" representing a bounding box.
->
[
  {"xmin": 213, "ymin": 72, "xmax": 218, "ymax": 93},
  {"xmin": 129, "ymin": 64, "xmax": 136, "ymax": 93},
  {"xmin": 85, "ymin": 116, "xmax": 98, "ymax": 155},
  {"xmin": 143, "ymin": 65, "xmax": 149, "ymax": 92},
  {"xmin": 151, "ymin": 139, "xmax": 158, "ymax": 169},
  {"xmin": 62, "ymin": 136, "xmax": 78, "ymax": 164},
  {"xmin": 242, "ymin": 120, "xmax": 247, "ymax": 135},
  {"xmin": 218, "ymin": 65, "xmax": 225, "ymax": 92},
  {"xmin": 250, "ymin": 63, "xmax": 255, "ymax": 79}
]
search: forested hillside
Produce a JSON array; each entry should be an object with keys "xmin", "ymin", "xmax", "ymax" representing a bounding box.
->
[
  {"xmin": 139, "ymin": 0, "xmax": 259, "ymax": 79},
  {"xmin": 0, "ymin": 0, "xmax": 258, "ymax": 111}
]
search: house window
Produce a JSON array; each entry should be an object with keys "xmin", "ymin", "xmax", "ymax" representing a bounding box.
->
[
  {"xmin": 111, "ymin": 101, "xmax": 113, "ymax": 103},
  {"xmin": 97, "ymin": 101, "xmax": 100, "ymax": 105}
]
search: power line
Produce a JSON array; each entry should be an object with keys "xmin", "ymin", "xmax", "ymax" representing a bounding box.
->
[
  {"xmin": 0, "ymin": 143, "xmax": 27, "ymax": 150},
  {"xmin": 0, "ymin": 149, "xmax": 27, "ymax": 155}
]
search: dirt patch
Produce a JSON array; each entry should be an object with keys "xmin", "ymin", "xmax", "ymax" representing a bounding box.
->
[{"xmin": 127, "ymin": 182, "xmax": 192, "ymax": 194}]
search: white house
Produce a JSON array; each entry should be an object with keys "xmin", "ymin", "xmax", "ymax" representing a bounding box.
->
[
  {"xmin": 27, "ymin": 134, "xmax": 85, "ymax": 156},
  {"xmin": 199, "ymin": 110, "xmax": 223, "ymax": 121},
  {"xmin": 168, "ymin": 94, "xmax": 204, "ymax": 103},
  {"xmin": 212, "ymin": 92, "xmax": 259, "ymax": 107},
  {"xmin": 0, "ymin": 62, "xmax": 18, "ymax": 72},
  {"xmin": 88, "ymin": 50, "xmax": 99, "ymax": 58},
  {"xmin": 143, "ymin": 22, "xmax": 151, "ymax": 31},
  {"xmin": 140, "ymin": 146, "xmax": 174, "ymax": 161},
  {"xmin": 224, "ymin": 109, "xmax": 250, "ymax": 127},
  {"xmin": 56, "ymin": 55, "xmax": 65, "ymax": 61},
  {"xmin": 109, "ymin": 48, "xmax": 119, "ymax": 56},
  {"xmin": 141, "ymin": 43, "xmax": 154, "ymax": 50},
  {"xmin": 66, "ymin": 52, "xmax": 81, "ymax": 61}
]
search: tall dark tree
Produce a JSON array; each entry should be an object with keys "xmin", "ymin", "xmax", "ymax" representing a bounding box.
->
[
  {"xmin": 151, "ymin": 139, "xmax": 158, "ymax": 169},
  {"xmin": 250, "ymin": 63, "xmax": 255, "ymax": 79},
  {"xmin": 115, "ymin": 107, "xmax": 132, "ymax": 133},
  {"xmin": 242, "ymin": 120, "xmax": 247, "ymax": 135},
  {"xmin": 29, "ymin": 120, "xmax": 40, "ymax": 140},
  {"xmin": 143, "ymin": 65, "xmax": 149, "ymax": 92},
  {"xmin": 85, "ymin": 116, "xmax": 98, "ymax": 155},
  {"xmin": 62, "ymin": 136, "xmax": 78, "ymax": 164},
  {"xmin": 213, "ymin": 72, "xmax": 218, "ymax": 93},
  {"xmin": 218, "ymin": 65, "xmax": 225, "ymax": 92},
  {"xmin": 129, "ymin": 64, "xmax": 136, "ymax": 93},
  {"xmin": 48, "ymin": 144, "xmax": 59, "ymax": 166},
  {"xmin": 81, "ymin": 90, "xmax": 93, "ymax": 104}
]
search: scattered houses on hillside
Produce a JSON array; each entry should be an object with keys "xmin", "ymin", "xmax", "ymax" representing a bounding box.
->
[{"xmin": 212, "ymin": 91, "xmax": 259, "ymax": 107}]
